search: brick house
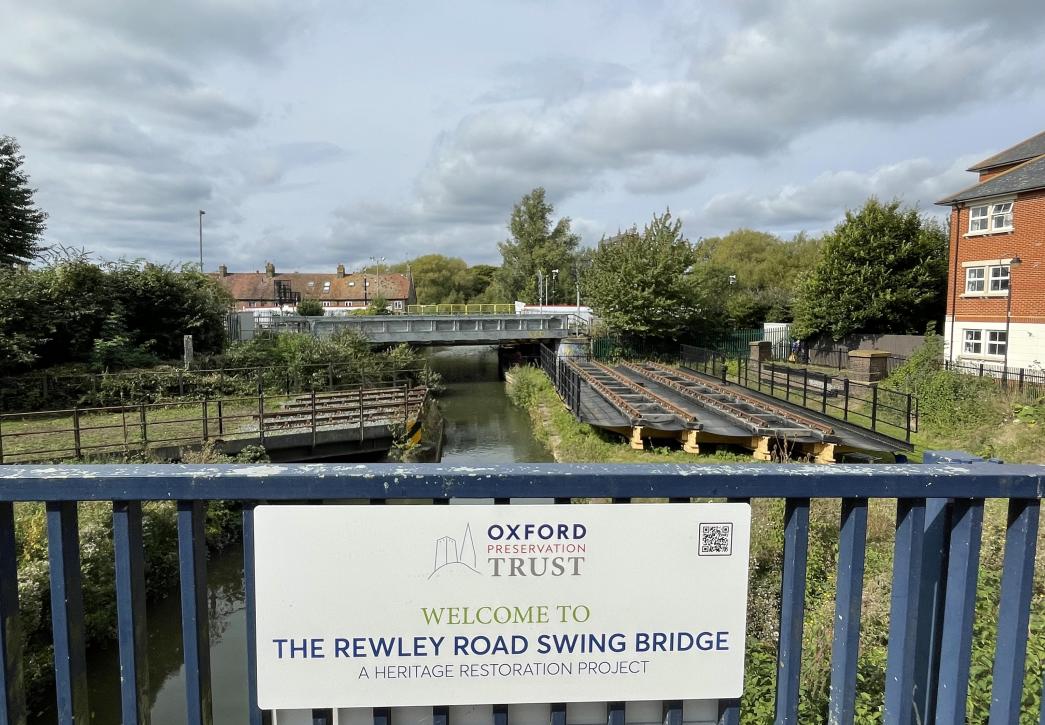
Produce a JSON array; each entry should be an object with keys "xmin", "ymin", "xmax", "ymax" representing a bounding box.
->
[
  {"xmin": 212, "ymin": 262, "xmax": 416, "ymax": 313},
  {"xmin": 937, "ymin": 131, "xmax": 1045, "ymax": 372}
]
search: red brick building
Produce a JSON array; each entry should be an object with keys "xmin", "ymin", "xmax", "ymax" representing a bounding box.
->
[
  {"xmin": 937, "ymin": 131, "xmax": 1045, "ymax": 372},
  {"xmin": 212, "ymin": 262, "xmax": 416, "ymax": 313}
]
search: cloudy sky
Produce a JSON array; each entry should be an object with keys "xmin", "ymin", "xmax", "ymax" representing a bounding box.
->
[{"xmin": 3, "ymin": 0, "xmax": 1044, "ymax": 272}]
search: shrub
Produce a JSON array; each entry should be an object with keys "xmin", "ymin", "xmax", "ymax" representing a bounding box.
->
[{"xmin": 296, "ymin": 299, "xmax": 324, "ymax": 317}]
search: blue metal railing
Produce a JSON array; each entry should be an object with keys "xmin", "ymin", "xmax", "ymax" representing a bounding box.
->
[{"xmin": 0, "ymin": 460, "xmax": 1042, "ymax": 724}]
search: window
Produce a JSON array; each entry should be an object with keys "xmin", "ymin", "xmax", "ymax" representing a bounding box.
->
[
  {"xmin": 969, "ymin": 205, "xmax": 989, "ymax": 232},
  {"xmin": 989, "ymin": 265, "xmax": 1010, "ymax": 292},
  {"xmin": 991, "ymin": 202, "xmax": 1013, "ymax": 230},
  {"xmin": 393, "ymin": 300, "xmax": 404, "ymax": 310},
  {"xmin": 968, "ymin": 200, "xmax": 1014, "ymax": 234},
  {"xmin": 322, "ymin": 301, "xmax": 332, "ymax": 307},
  {"xmin": 962, "ymin": 329, "xmax": 1007, "ymax": 357},
  {"xmin": 963, "ymin": 330, "xmax": 982, "ymax": 354},
  {"xmin": 322, "ymin": 282, "xmax": 331, "ymax": 292},
  {"xmin": 987, "ymin": 330, "xmax": 1007, "ymax": 356},
  {"xmin": 965, "ymin": 267, "xmax": 985, "ymax": 293}
]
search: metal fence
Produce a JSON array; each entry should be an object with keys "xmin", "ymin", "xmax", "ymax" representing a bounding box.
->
[
  {"xmin": 945, "ymin": 359, "xmax": 1045, "ymax": 395},
  {"xmin": 0, "ymin": 383, "xmax": 426, "ymax": 464},
  {"xmin": 0, "ymin": 461, "xmax": 1042, "ymax": 724},
  {"xmin": 406, "ymin": 304, "xmax": 515, "ymax": 315},
  {"xmin": 680, "ymin": 346, "xmax": 918, "ymax": 443}
]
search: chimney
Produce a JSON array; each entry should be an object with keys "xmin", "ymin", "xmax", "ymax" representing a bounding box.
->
[
  {"xmin": 337, "ymin": 264, "xmax": 345, "ymax": 278},
  {"xmin": 265, "ymin": 262, "xmax": 276, "ymax": 277},
  {"xmin": 218, "ymin": 264, "xmax": 228, "ymax": 277}
]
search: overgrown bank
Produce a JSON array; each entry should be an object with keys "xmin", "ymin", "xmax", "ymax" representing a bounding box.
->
[{"xmin": 506, "ymin": 365, "xmax": 1045, "ymax": 723}]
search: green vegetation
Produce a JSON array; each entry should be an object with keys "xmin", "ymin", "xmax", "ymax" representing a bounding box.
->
[
  {"xmin": 2, "ymin": 330, "xmax": 437, "ymax": 413},
  {"xmin": 792, "ymin": 198, "xmax": 948, "ymax": 340},
  {"xmin": 885, "ymin": 332, "xmax": 1045, "ymax": 464},
  {"xmin": 494, "ymin": 187, "xmax": 580, "ymax": 304},
  {"xmin": 0, "ymin": 254, "xmax": 232, "ymax": 377},
  {"xmin": 694, "ymin": 229, "xmax": 822, "ymax": 327},
  {"xmin": 584, "ymin": 210, "xmax": 727, "ymax": 341},
  {"xmin": 0, "ymin": 135, "xmax": 47, "ymax": 266},
  {"xmin": 387, "ymin": 255, "xmax": 498, "ymax": 305},
  {"xmin": 509, "ymin": 365, "xmax": 1045, "ymax": 722},
  {"xmin": 296, "ymin": 299, "xmax": 324, "ymax": 316}
]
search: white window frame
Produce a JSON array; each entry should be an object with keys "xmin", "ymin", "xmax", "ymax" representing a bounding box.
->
[
  {"xmin": 963, "ymin": 329, "xmax": 982, "ymax": 355},
  {"xmin": 965, "ymin": 267, "xmax": 985, "ymax": 293},
  {"xmin": 989, "ymin": 265, "xmax": 1010, "ymax": 292},
  {"xmin": 960, "ymin": 259, "xmax": 1017, "ymax": 297},
  {"xmin": 393, "ymin": 300, "xmax": 404, "ymax": 310},
  {"xmin": 966, "ymin": 197, "xmax": 1015, "ymax": 235},
  {"xmin": 959, "ymin": 328, "xmax": 1008, "ymax": 359},
  {"xmin": 987, "ymin": 330, "xmax": 1007, "ymax": 356}
]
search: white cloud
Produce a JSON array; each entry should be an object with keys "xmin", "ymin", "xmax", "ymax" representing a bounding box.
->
[{"xmin": 701, "ymin": 155, "xmax": 980, "ymax": 231}]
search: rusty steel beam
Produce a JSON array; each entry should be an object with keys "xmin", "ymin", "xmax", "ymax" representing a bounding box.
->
[
  {"xmin": 585, "ymin": 361, "xmax": 701, "ymax": 427},
  {"xmin": 646, "ymin": 362, "xmax": 835, "ymax": 435},
  {"xmin": 566, "ymin": 360, "xmax": 647, "ymax": 423}
]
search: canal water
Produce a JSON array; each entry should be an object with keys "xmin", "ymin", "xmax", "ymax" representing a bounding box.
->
[{"xmin": 32, "ymin": 346, "xmax": 550, "ymax": 724}]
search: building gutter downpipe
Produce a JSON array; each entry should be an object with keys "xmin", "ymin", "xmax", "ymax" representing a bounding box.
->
[{"xmin": 948, "ymin": 204, "xmax": 961, "ymax": 363}]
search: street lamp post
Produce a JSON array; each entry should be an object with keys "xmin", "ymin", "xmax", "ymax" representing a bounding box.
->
[
  {"xmin": 198, "ymin": 210, "xmax": 205, "ymax": 271},
  {"xmin": 536, "ymin": 271, "xmax": 544, "ymax": 313},
  {"xmin": 551, "ymin": 269, "xmax": 559, "ymax": 307},
  {"xmin": 369, "ymin": 256, "xmax": 386, "ymax": 306},
  {"xmin": 1003, "ymin": 255, "xmax": 1022, "ymax": 378}
]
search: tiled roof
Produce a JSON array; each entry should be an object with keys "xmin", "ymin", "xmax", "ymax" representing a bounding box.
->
[
  {"xmin": 968, "ymin": 130, "xmax": 1045, "ymax": 171},
  {"xmin": 211, "ymin": 271, "xmax": 412, "ymax": 302},
  {"xmin": 937, "ymin": 154, "xmax": 1045, "ymax": 205}
]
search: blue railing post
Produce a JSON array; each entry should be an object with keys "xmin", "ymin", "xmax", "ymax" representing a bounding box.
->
[
  {"xmin": 912, "ymin": 498, "xmax": 951, "ymax": 725},
  {"xmin": 113, "ymin": 501, "xmax": 150, "ymax": 725},
  {"xmin": 933, "ymin": 498, "xmax": 984, "ymax": 724},
  {"xmin": 828, "ymin": 498, "xmax": 868, "ymax": 724},
  {"xmin": 883, "ymin": 499, "xmax": 926, "ymax": 725},
  {"xmin": 775, "ymin": 498, "xmax": 809, "ymax": 724},
  {"xmin": 46, "ymin": 501, "xmax": 89, "ymax": 724},
  {"xmin": 178, "ymin": 501, "xmax": 213, "ymax": 725},
  {"xmin": 988, "ymin": 498, "xmax": 1040, "ymax": 723},
  {"xmin": 0, "ymin": 502, "xmax": 25, "ymax": 725}
]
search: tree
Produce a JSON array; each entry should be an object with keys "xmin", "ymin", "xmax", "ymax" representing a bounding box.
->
[
  {"xmin": 296, "ymin": 299, "xmax": 324, "ymax": 316},
  {"xmin": 0, "ymin": 136, "xmax": 47, "ymax": 266},
  {"xmin": 792, "ymin": 198, "xmax": 948, "ymax": 341},
  {"xmin": 494, "ymin": 188, "xmax": 579, "ymax": 303},
  {"xmin": 695, "ymin": 229, "xmax": 822, "ymax": 327},
  {"xmin": 584, "ymin": 210, "xmax": 721, "ymax": 339}
]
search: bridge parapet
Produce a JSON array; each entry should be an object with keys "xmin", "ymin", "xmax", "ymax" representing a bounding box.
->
[{"xmin": 311, "ymin": 313, "xmax": 584, "ymax": 345}]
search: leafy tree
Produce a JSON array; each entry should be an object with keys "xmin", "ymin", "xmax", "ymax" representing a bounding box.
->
[
  {"xmin": 366, "ymin": 295, "xmax": 391, "ymax": 315},
  {"xmin": 695, "ymin": 230, "xmax": 822, "ymax": 327},
  {"xmin": 792, "ymin": 198, "xmax": 948, "ymax": 340},
  {"xmin": 296, "ymin": 299, "xmax": 324, "ymax": 316},
  {"xmin": 0, "ymin": 256, "xmax": 232, "ymax": 374},
  {"xmin": 584, "ymin": 210, "xmax": 721, "ymax": 339},
  {"xmin": 494, "ymin": 187, "xmax": 579, "ymax": 303},
  {"xmin": 0, "ymin": 136, "xmax": 47, "ymax": 266},
  {"xmin": 392, "ymin": 255, "xmax": 469, "ymax": 304}
]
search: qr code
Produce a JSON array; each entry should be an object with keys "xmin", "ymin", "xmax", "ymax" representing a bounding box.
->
[{"xmin": 699, "ymin": 522, "xmax": 733, "ymax": 556}]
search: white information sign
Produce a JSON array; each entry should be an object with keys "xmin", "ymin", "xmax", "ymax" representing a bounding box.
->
[{"xmin": 254, "ymin": 503, "xmax": 751, "ymax": 710}]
